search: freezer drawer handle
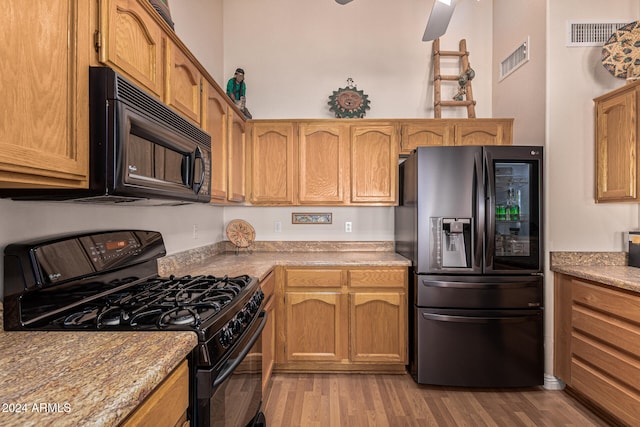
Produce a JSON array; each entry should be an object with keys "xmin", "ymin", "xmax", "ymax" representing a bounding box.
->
[
  {"xmin": 421, "ymin": 312, "xmax": 538, "ymax": 324},
  {"xmin": 421, "ymin": 280, "xmax": 537, "ymax": 289}
]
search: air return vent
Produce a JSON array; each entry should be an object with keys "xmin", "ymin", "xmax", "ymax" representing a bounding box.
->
[
  {"xmin": 499, "ymin": 37, "xmax": 529, "ymax": 81},
  {"xmin": 566, "ymin": 21, "xmax": 629, "ymax": 47}
]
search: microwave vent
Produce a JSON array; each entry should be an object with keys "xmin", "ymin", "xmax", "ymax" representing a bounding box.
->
[
  {"xmin": 566, "ymin": 21, "xmax": 629, "ymax": 47},
  {"xmin": 115, "ymin": 75, "xmax": 211, "ymax": 148}
]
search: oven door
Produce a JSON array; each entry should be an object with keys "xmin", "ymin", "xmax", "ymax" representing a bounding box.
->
[
  {"xmin": 195, "ymin": 312, "xmax": 266, "ymax": 427},
  {"xmin": 115, "ymin": 101, "xmax": 210, "ymax": 202}
]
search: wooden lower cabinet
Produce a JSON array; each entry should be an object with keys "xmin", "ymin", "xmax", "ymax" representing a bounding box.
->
[
  {"xmin": 260, "ymin": 271, "xmax": 276, "ymax": 394},
  {"xmin": 121, "ymin": 359, "xmax": 190, "ymax": 427},
  {"xmin": 277, "ymin": 266, "xmax": 407, "ymax": 372},
  {"xmin": 554, "ymin": 273, "xmax": 640, "ymax": 425}
]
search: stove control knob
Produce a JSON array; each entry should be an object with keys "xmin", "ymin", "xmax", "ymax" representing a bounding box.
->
[
  {"xmin": 237, "ymin": 310, "xmax": 248, "ymax": 326},
  {"xmin": 219, "ymin": 327, "xmax": 233, "ymax": 348},
  {"xmin": 230, "ymin": 318, "xmax": 242, "ymax": 335}
]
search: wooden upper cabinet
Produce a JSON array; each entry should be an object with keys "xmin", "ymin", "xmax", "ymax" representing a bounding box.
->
[
  {"xmin": 594, "ymin": 83, "xmax": 639, "ymax": 202},
  {"xmin": 166, "ymin": 40, "xmax": 202, "ymax": 125},
  {"xmin": 298, "ymin": 123, "xmax": 349, "ymax": 204},
  {"xmin": 0, "ymin": 0, "xmax": 91, "ymax": 189},
  {"xmin": 454, "ymin": 119, "xmax": 512, "ymax": 146},
  {"xmin": 228, "ymin": 111, "xmax": 246, "ymax": 203},
  {"xmin": 400, "ymin": 121, "xmax": 450, "ymax": 154},
  {"xmin": 98, "ymin": 0, "xmax": 165, "ymax": 98},
  {"xmin": 203, "ymin": 82, "xmax": 228, "ymax": 202},
  {"xmin": 398, "ymin": 119, "xmax": 513, "ymax": 156},
  {"xmin": 249, "ymin": 122, "xmax": 296, "ymax": 204},
  {"xmin": 350, "ymin": 124, "xmax": 398, "ymax": 204}
]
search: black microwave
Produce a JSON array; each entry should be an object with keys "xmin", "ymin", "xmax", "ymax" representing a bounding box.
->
[{"xmin": 2, "ymin": 67, "xmax": 211, "ymax": 205}]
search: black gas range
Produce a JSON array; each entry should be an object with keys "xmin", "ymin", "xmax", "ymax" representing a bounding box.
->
[{"xmin": 2, "ymin": 230, "xmax": 266, "ymax": 427}]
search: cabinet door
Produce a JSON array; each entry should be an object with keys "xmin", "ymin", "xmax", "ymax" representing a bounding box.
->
[
  {"xmin": 454, "ymin": 120, "xmax": 511, "ymax": 146},
  {"xmin": 203, "ymin": 82, "xmax": 228, "ymax": 202},
  {"xmin": 399, "ymin": 122, "xmax": 450, "ymax": 155},
  {"xmin": 0, "ymin": 0, "xmax": 90, "ymax": 188},
  {"xmin": 595, "ymin": 88, "xmax": 638, "ymax": 202},
  {"xmin": 227, "ymin": 111, "xmax": 246, "ymax": 203},
  {"xmin": 166, "ymin": 41, "xmax": 202, "ymax": 125},
  {"xmin": 350, "ymin": 125, "xmax": 398, "ymax": 204},
  {"xmin": 349, "ymin": 292, "xmax": 406, "ymax": 363},
  {"xmin": 99, "ymin": 0, "xmax": 165, "ymax": 98},
  {"xmin": 250, "ymin": 123, "xmax": 296, "ymax": 204},
  {"xmin": 298, "ymin": 124, "xmax": 349, "ymax": 204},
  {"xmin": 284, "ymin": 291, "xmax": 347, "ymax": 362},
  {"xmin": 553, "ymin": 273, "xmax": 572, "ymax": 384}
]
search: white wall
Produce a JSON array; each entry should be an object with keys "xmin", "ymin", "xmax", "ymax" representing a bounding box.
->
[
  {"xmin": 223, "ymin": 206, "xmax": 394, "ymax": 241},
  {"xmin": 222, "ymin": 0, "xmax": 493, "ymax": 119},
  {"xmin": 171, "ymin": 0, "xmax": 225, "ymax": 83},
  {"xmin": 493, "ymin": 0, "xmax": 546, "ymax": 146},
  {"xmin": 546, "ymin": 0, "xmax": 640, "ymax": 253}
]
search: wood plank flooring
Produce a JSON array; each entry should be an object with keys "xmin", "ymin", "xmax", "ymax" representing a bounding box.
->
[{"xmin": 263, "ymin": 373, "xmax": 611, "ymax": 426}]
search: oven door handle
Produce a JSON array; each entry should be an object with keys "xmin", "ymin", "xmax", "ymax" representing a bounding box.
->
[{"xmin": 213, "ymin": 311, "xmax": 266, "ymax": 388}]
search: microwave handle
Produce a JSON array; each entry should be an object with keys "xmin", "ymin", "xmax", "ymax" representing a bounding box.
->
[{"xmin": 193, "ymin": 146, "xmax": 206, "ymax": 194}]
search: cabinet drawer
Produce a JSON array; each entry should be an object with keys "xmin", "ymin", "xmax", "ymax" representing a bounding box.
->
[
  {"xmin": 349, "ymin": 268, "xmax": 406, "ymax": 288},
  {"xmin": 572, "ymin": 358, "xmax": 640, "ymax": 426},
  {"xmin": 572, "ymin": 331, "xmax": 640, "ymax": 392},
  {"xmin": 573, "ymin": 304, "xmax": 640, "ymax": 356},
  {"xmin": 285, "ymin": 269, "xmax": 343, "ymax": 288},
  {"xmin": 572, "ymin": 279, "xmax": 640, "ymax": 324}
]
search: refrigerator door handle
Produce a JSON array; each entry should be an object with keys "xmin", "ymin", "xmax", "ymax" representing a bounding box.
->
[
  {"xmin": 484, "ymin": 150, "xmax": 495, "ymax": 270},
  {"xmin": 474, "ymin": 150, "xmax": 484, "ymax": 270}
]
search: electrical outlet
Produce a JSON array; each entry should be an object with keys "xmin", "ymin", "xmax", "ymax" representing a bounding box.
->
[
  {"xmin": 274, "ymin": 221, "xmax": 282, "ymax": 232},
  {"xmin": 192, "ymin": 224, "xmax": 198, "ymax": 239},
  {"xmin": 345, "ymin": 221, "xmax": 352, "ymax": 233}
]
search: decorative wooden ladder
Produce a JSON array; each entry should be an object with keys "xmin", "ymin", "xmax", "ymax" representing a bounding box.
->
[{"xmin": 433, "ymin": 38, "xmax": 476, "ymax": 118}]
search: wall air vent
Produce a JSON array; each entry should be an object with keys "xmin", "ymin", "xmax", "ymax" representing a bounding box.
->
[
  {"xmin": 566, "ymin": 21, "xmax": 629, "ymax": 47},
  {"xmin": 499, "ymin": 37, "xmax": 529, "ymax": 82}
]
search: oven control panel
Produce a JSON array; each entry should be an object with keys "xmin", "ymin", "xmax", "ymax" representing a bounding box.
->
[{"xmin": 218, "ymin": 290, "xmax": 264, "ymax": 349}]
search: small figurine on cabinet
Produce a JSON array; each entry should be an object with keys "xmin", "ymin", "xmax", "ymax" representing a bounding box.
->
[{"xmin": 226, "ymin": 68, "xmax": 252, "ymax": 119}]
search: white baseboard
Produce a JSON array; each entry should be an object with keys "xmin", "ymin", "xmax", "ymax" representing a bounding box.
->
[{"xmin": 543, "ymin": 374, "xmax": 565, "ymax": 390}]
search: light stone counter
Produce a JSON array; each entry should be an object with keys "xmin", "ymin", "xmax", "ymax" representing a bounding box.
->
[
  {"xmin": 0, "ymin": 303, "xmax": 197, "ymax": 427},
  {"xmin": 550, "ymin": 251, "xmax": 640, "ymax": 294},
  {"xmin": 159, "ymin": 249, "xmax": 411, "ymax": 280}
]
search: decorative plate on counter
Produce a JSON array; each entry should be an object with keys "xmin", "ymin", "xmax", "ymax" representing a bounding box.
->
[
  {"xmin": 226, "ymin": 219, "xmax": 255, "ymax": 249},
  {"xmin": 602, "ymin": 21, "xmax": 640, "ymax": 79}
]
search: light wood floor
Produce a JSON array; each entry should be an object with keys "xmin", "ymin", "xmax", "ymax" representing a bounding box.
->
[{"xmin": 263, "ymin": 373, "xmax": 612, "ymax": 427}]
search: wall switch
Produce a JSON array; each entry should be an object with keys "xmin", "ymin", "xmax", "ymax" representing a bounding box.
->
[
  {"xmin": 192, "ymin": 224, "xmax": 198, "ymax": 239},
  {"xmin": 274, "ymin": 221, "xmax": 282, "ymax": 232},
  {"xmin": 345, "ymin": 221, "xmax": 352, "ymax": 233}
]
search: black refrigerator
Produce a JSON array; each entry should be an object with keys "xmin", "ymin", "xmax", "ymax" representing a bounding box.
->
[{"xmin": 395, "ymin": 145, "xmax": 544, "ymax": 387}]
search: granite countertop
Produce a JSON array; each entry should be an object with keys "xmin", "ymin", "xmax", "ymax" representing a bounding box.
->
[
  {"xmin": 0, "ymin": 303, "xmax": 197, "ymax": 427},
  {"xmin": 159, "ymin": 247, "xmax": 412, "ymax": 280},
  {"xmin": 550, "ymin": 251, "xmax": 640, "ymax": 293}
]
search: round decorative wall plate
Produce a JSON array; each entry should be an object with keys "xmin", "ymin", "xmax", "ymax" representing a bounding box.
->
[
  {"xmin": 328, "ymin": 78, "xmax": 371, "ymax": 118},
  {"xmin": 226, "ymin": 219, "xmax": 255, "ymax": 248},
  {"xmin": 602, "ymin": 21, "xmax": 640, "ymax": 79}
]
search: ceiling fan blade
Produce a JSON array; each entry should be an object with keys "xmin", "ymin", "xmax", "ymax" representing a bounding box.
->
[
  {"xmin": 422, "ymin": 0, "xmax": 458, "ymax": 41},
  {"xmin": 335, "ymin": 0, "xmax": 354, "ymax": 4}
]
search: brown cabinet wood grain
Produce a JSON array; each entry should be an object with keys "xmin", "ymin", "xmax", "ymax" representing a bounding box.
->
[
  {"xmin": 166, "ymin": 41, "xmax": 202, "ymax": 125},
  {"xmin": 261, "ymin": 271, "xmax": 276, "ymax": 394},
  {"xmin": 594, "ymin": 82, "xmax": 640, "ymax": 202},
  {"xmin": 554, "ymin": 273, "xmax": 640, "ymax": 426},
  {"xmin": 278, "ymin": 266, "xmax": 407, "ymax": 372},
  {"xmin": 0, "ymin": 0, "xmax": 91, "ymax": 189},
  {"xmin": 120, "ymin": 359, "xmax": 190, "ymax": 427},
  {"xmin": 227, "ymin": 111, "xmax": 247, "ymax": 203},
  {"xmin": 98, "ymin": 0, "xmax": 165, "ymax": 98},
  {"xmin": 350, "ymin": 124, "xmax": 398, "ymax": 204},
  {"xmin": 298, "ymin": 123, "xmax": 350, "ymax": 204},
  {"xmin": 249, "ymin": 122, "xmax": 296, "ymax": 204}
]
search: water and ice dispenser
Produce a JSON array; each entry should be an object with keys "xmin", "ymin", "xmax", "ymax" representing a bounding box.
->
[{"xmin": 432, "ymin": 218, "xmax": 472, "ymax": 269}]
